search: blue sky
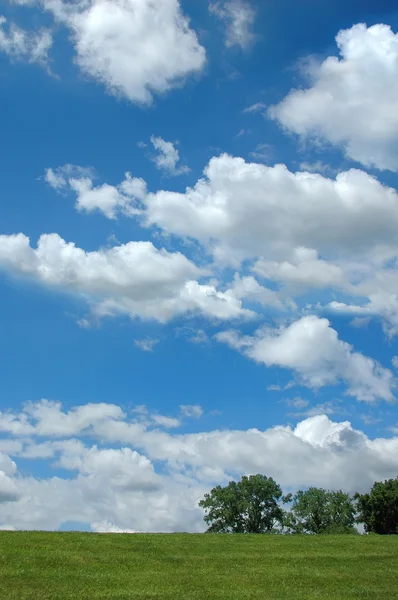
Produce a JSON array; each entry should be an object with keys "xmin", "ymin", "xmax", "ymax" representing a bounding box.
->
[{"xmin": 0, "ymin": 0, "xmax": 398, "ymax": 532}]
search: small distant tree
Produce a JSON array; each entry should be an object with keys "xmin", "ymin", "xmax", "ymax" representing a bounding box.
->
[
  {"xmin": 284, "ymin": 488, "xmax": 356, "ymax": 534},
  {"xmin": 198, "ymin": 474, "xmax": 287, "ymax": 533},
  {"xmin": 354, "ymin": 478, "xmax": 398, "ymax": 535}
]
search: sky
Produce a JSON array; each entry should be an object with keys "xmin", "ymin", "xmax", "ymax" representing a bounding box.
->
[{"xmin": 0, "ymin": 0, "xmax": 398, "ymax": 533}]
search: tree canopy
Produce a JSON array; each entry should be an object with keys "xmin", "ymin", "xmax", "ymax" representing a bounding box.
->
[
  {"xmin": 199, "ymin": 474, "xmax": 398, "ymax": 535},
  {"xmin": 284, "ymin": 488, "xmax": 356, "ymax": 534},
  {"xmin": 355, "ymin": 478, "xmax": 398, "ymax": 535},
  {"xmin": 198, "ymin": 474, "xmax": 286, "ymax": 533}
]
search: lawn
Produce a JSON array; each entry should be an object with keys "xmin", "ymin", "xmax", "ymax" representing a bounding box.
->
[{"xmin": 0, "ymin": 532, "xmax": 397, "ymax": 599}]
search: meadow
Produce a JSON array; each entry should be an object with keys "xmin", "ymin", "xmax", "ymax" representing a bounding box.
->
[{"xmin": 1, "ymin": 532, "xmax": 397, "ymax": 599}]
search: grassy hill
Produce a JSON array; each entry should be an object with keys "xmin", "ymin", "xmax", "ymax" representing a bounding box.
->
[{"xmin": 1, "ymin": 531, "xmax": 397, "ymax": 599}]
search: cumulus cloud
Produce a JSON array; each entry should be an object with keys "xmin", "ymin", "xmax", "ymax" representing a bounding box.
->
[
  {"xmin": 144, "ymin": 154, "xmax": 398, "ymax": 266},
  {"xmin": 47, "ymin": 157, "xmax": 398, "ymax": 304},
  {"xmin": 0, "ymin": 232, "xmax": 253, "ymax": 323},
  {"xmin": 253, "ymin": 248, "xmax": 346, "ymax": 293},
  {"xmin": 44, "ymin": 0, "xmax": 205, "ymax": 104},
  {"xmin": 0, "ymin": 473, "xmax": 19, "ymax": 503},
  {"xmin": 230, "ymin": 274, "xmax": 293, "ymax": 310},
  {"xmin": 149, "ymin": 136, "xmax": 190, "ymax": 176},
  {"xmin": 75, "ymin": 446, "xmax": 160, "ymax": 491},
  {"xmin": 0, "ymin": 453, "xmax": 17, "ymax": 477},
  {"xmin": 20, "ymin": 401, "xmax": 127, "ymax": 438},
  {"xmin": 0, "ymin": 401, "xmax": 398, "ymax": 531},
  {"xmin": 141, "ymin": 152, "xmax": 398, "ymax": 333},
  {"xmin": 0, "ymin": 17, "xmax": 52, "ymax": 65},
  {"xmin": 327, "ymin": 291, "xmax": 398, "ymax": 339},
  {"xmin": 0, "ymin": 453, "xmax": 19, "ymax": 503},
  {"xmin": 39, "ymin": 152, "xmax": 398, "ymax": 334},
  {"xmin": 209, "ymin": 0, "xmax": 256, "ymax": 49},
  {"xmin": 269, "ymin": 23, "xmax": 398, "ymax": 171},
  {"xmin": 216, "ymin": 315, "xmax": 394, "ymax": 402},
  {"xmin": 45, "ymin": 166, "xmax": 146, "ymax": 219},
  {"xmin": 39, "ymin": 152, "xmax": 398, "ymax": 335}
]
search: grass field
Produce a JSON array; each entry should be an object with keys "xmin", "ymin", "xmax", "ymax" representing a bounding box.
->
[{"xmin": 1, "ymin": 532, "xmax": 397, "ymax": 599}]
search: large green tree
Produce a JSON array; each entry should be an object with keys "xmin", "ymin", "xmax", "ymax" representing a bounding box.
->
[
  {"xmin": 354, "ymin": 478, "xmax": 398, "ymax": 535},
  {"xmin": 284, "ymin": 488, "xmax": 357, "ymax": 534},
  {"xmin": 198, "ymin": 474, "xmax": 286, "ymax": 533}
]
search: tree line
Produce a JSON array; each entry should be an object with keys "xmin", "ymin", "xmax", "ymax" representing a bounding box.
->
[{"xmin": 198, "ymin": 474, "xmax": 398, "ymax": 535}]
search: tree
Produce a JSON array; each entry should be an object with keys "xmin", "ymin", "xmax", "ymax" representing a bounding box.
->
[
  {"xmin": 354, "ymin": 477, "xmax": 398, "ymax": 535},
  {"xmin": 198, "ymin": 474, "xmax": 286, "ymax": 533},
  {"xmin": 284, "ymin": 488, "xmax": 357, "ymax": 534}
]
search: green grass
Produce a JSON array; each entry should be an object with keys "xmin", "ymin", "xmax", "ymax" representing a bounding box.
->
[{"xmin": 0, "ymin": 532, "xmax": 397, "ymax": 599}]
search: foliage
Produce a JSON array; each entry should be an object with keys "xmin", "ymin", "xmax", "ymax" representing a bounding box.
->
[
  {"xmin": 284, "ymin": 487, "xmax": 357, "ymax": 534},
  {"xmin": 198, "ymin": 474, "xmax": 286, "ymax": 533},
  {"xmin": 1, "ymin": 532, "xmax": 398, "ymax": 599},
  {"xmin": 354, "ymin": 477, "xmax": 398, "ymax": 535}
]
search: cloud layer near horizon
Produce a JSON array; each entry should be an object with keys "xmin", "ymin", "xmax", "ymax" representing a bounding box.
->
[{"xmin": 0, "ymin": 400, "xmax": 397, "ymax": 532}]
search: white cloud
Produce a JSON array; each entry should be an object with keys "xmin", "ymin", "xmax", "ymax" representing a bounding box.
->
[
  {"xmin": 68, "ymin": 178, "xmax": 140, "ymax": 219},
  {"xmin": 269, "ymin": 23, "xmax": 398, "ymax": 171},
  {"xmin": 128, "ymin": 404, "xmax": 182, "ymax": 430},
  {"xmin": 45, "ymin": 165, "xmax": 94, "ymax": 189},
  {"xmin": 45, "ymin": 168, "xmax": 68, "ymax": 190},
  {"xmin": 253, "ymin": 247, "xmax": 346, "ymax": 292},
  {"xmin": 25, "ymin": 401, "xmax": 127, "ymax": 438},
  {"xmin": 45, "ymin": 0, "xmax": 205, "ymax": 104},
  {"xmin": 1, "ymin": 401, "xmax": 398, "ymax": 531},
  {"xmin": 0, "ymin": 233, "xmax": 194, "ymax": 313},
  {"xmin": 42, "ymin": 152, "xmax": 398, "ymax": 333},
  {"xmin": 216, "ymin": 315, "xmax": 394, "ymax": 402},
  {"xmin": 230, "ymin": 274, "xmax": 293, "ymax": 310},
  {"xmin": 39, "ymin": 153, "xmax": 398, "ymax": 336},
  {"xmin": 0, "ymin": 232, "xmax": 252, "ymax": 323},
  {"xmin": 45, "ymin": 166, "xmax": 146, "ymax": 219},
  {"xmin": 43, "ymin": 154, "xmax": 398, "ymax": 333},
  {"xmin": 327, "ymin": 301, "xmax": 371, "ymax": 316},
  {"xmin": 0, "ymin": 472, "xmax": 19, "ymax": 503},
  {"xmin": 141, "ymin": 152, "xmax": 398, "ymax": 333},
  {"xmin": 150, "ymin": 136, "xmax": 190, "ymax": 176},
  {"xmin": 209, "ymin": 0, "xmax": 256, "ymax": 49},
  {"xmin": 0, "ymin": 17, "xmax": 52, "ymax": 65},
  {"xmin": 366, "ymin": 293, "xmax": 398, "ymax": 339},
  {"xmin": 144, "ymin": 154, "xmax": 398, "ymax": 267},
  {"xmin": 134, "ymin": 338, "xmax": 159, "ymax": 352},
  {"xmin": 392, "ymin": 356, "xmax": 398, "ymax": 369},
  {"xmin": 76, "ymin": 446, "xmax": 160, "ymax": 491},
  {"xmin": 150, "ymin": 415, "xmax": 181, "ymax": 429},
  {"xmin": 0, "ymin": 453, "xmax": 17, "ymax": 477},
  {"xmin": 327, "ymin": 293, "xmax": 398, "ymax": 338},
  {"xmin": 179, "ymin": 405, "xmax": 203, "ymax": 419},
  {"xmin": 0, "ymin": 453, "xmax": 19, "ymax": 503},
  {"xmin": 91, "ymin": 521, "xmax": 138, "ymax": 533}
]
